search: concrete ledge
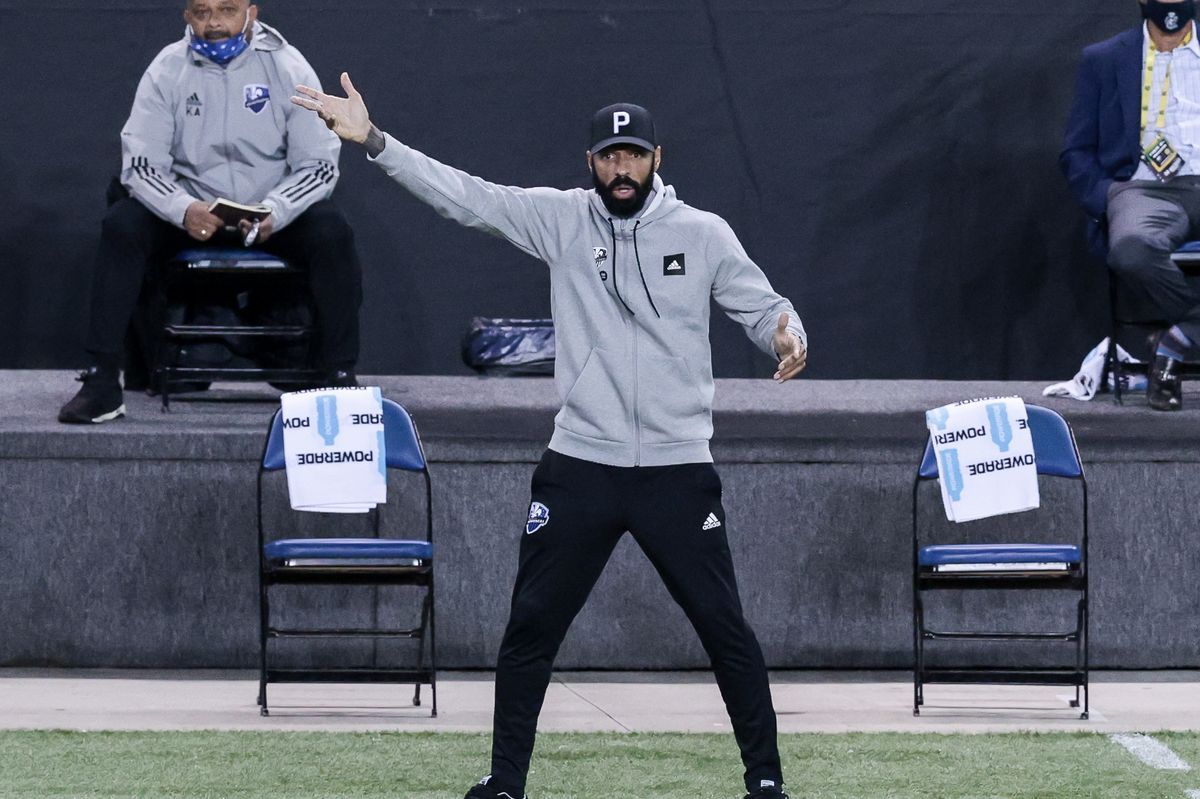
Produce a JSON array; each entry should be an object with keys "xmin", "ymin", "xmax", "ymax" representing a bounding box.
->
[{"xmin": 2, "ymin": 371, "xmax": 1198, "ymax": 669}]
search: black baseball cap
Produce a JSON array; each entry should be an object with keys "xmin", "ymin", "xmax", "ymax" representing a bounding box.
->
[{"xmin": 590, "ymin": 103, "xmax": 657, "ymax": 153}]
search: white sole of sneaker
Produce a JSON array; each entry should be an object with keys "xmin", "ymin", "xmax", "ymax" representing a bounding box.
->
[{"xmin": 91, "ymin": 405, "xmax": 126, "ymax": 423}]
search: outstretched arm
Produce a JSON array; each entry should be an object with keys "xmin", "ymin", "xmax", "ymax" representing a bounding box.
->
[
  {"xmin": 290, "ymin": 73, "xmax": 572, "ymax": 262},
  {"xmin": 709, "ymin": 219, "xmax": 808, "ymax": 381}
]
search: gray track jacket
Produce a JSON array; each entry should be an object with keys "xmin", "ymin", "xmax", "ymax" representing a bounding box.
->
[
  {"xmin": 371, "ymin": 135, "xmax": 807, "ymax": 467},
  {"xmin": 120, "ymin": 22, "xmax": 340, "ymax": 230}
]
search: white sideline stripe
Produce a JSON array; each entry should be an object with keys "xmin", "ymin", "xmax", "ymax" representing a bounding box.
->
[
  {"xmin": 1185, "ymin": 790, "xmax": 1200, "ymax": 799},
  {"xmin": 1110, "ymin": 734, "xmax": 1192, "ymax": 771}
]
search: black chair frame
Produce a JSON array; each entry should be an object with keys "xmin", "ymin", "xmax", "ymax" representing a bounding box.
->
[{"xmin": 155, "ymin": 252, "xmax": 323, "ymax": 410}]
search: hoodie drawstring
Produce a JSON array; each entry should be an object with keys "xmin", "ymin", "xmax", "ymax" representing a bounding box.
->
[
  {"xmin": 606, "ymin": 218, "xmax": 661, "ymax": 318},
  {"xmin": 631, "ymin": 221, "xmax": 660, "ymax": 318},
  {"xmin": 607, "ymin": 218, "xmax": 636, "ymax": 316}
]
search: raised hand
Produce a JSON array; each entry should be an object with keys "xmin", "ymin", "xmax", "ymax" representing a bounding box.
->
[
  {"xmin": 291, "ymin": 72, "xmax": 372, "ymax": 144},
  {"xmin": 772, "ymin": 312, "xmax": 807, "ymax": 382}
]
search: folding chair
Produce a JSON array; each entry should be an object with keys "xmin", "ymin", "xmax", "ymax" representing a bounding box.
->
[
  {"xmin": 256, "ymin": 398, "xmax": 436, "ymax": 716},
  {"xmin": 912, "ymin": 404, "xmax": 1088, "ymax": 719}
]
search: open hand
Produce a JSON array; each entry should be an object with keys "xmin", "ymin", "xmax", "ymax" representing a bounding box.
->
[
  {"xmin": 772, "ymin": 313, "xmax": 807, "ymax": 382},
  {"xmin": 291, "ymin": 72, "xmax": 372, "ymax": 143}
]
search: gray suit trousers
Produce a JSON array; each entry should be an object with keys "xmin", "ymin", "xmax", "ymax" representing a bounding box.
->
[{"xmin": 1106, "ymin": 176, "xmax": 1200, "ymax": 344}]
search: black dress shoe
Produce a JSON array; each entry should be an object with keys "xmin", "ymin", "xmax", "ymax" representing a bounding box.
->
[{"xmin": 1148, "ymin": 354, "xmax": 1183, "ymax": 411}]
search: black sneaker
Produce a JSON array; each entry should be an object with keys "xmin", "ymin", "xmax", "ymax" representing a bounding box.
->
[
  {"xmin": 1147, "ymin": 354, "xmax": 1183, "ymax": 411},
  {"xmin": 744, "ymin": 781, "xmax": 789, "ymax": 799},
  {"xmin": 463, "ymin": 775, "xmax": 527, "ymax": 799},
  {"xmin": 58, "ymin": 367, "xmax": 126, "ymax": 424}
]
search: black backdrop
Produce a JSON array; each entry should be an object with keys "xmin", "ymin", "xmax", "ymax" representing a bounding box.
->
[{"xmin": 0, "ymin": 1, "xmax": 1135, "ymax": 378}]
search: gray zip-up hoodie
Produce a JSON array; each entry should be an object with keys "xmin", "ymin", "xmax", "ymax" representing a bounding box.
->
[
  {"xmin": 371, "ymin": 134, "xmax": 807, "ymax": 467},
  {"xmin": 120, "ymin": 21, "xmax": 340, "ymax": 231}
]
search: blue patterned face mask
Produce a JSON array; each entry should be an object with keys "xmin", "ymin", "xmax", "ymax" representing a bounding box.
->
[{"xmin": 188, "ymin": 14, "xmax": 251, "ymax": 66}]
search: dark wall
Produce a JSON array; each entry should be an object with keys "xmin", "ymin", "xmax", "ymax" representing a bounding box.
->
[{"xmin": 0, "ymin": 0, "xmax": 1133, "ymax": 378}]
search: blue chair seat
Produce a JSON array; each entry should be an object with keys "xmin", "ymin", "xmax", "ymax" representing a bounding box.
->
[
  {"xmin": 173, "ymin": 249, "xmax": 290, "ymax": 270},
  {"xmin": 919, "ymin": 543, "xmax": 1080, "ymax": 567},
  {"xmin": 264, "ymin": 538, "xmax": 432, "ymax": 562},
  {"xmin": 1171, "ymin": 241, "xmax": 1200, "ymax": 268}
]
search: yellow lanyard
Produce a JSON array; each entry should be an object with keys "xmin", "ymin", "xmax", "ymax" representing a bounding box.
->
[{"xmin": 1142, "ymin": 28, "xmax": 1195, "ymax": 137}]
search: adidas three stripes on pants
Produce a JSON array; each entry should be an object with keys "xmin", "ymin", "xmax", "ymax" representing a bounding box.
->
[{"xmin": 489, "ymin": 449, "xmax": 783, "ymax": 795}]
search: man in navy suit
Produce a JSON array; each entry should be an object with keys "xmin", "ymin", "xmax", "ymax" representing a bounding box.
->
[{"xmin": 1061, "ymin": 0, "xmax": 1200, "ymax": 410}]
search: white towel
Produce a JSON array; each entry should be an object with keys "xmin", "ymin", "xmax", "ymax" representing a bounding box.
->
[
  {"xmin": 925, "ymin": 396, "xmax": 1039, "ymax": 523},
  {"xmin": 1043, "ymin": 337, "xmax": 1145, "ymax": 401},
  {"xmin": 280, "ymin": 387, "xmax": 387, "ymax": 513}
]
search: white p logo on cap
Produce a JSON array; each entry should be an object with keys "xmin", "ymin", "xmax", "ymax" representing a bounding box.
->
[{"xmin": 612, "ymin": 111, "xmax": 630, "ymax": 134}]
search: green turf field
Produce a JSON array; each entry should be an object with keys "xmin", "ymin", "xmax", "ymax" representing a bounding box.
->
[{"xmin": 2, "ymin": 730, "xmax": 1198, "ymax": 798}]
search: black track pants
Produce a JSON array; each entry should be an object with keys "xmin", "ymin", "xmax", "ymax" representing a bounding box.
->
[
  {"xmin": 489, "ymin": 450, "xmax": 783, "ymax": 795},
  {"xmin": 85, "ymin": 197, "xmax": 362, "ymax": 369}
]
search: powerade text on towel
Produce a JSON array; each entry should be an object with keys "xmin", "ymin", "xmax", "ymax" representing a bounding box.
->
[
  {"xmin": 925, "ymin": 396, "xmax": 1039, "ymax": 523},
  {"xmin": 280, "ymin": 387, "xmax": 386, "ymax": 512}
]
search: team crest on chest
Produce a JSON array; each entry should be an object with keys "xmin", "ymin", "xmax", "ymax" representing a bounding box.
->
[
  {"xmin": 592, "ymin": 246, "xmax": 609, "ymax": 282},
  {"xmin": 244, "ymin": 84, "xmax": 270, "ymax": 114}
]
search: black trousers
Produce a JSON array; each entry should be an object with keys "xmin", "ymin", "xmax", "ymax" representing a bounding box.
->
[
  {"xmin": 85, "ymin": 196, "xmax": 363, "ymax": 370},
  {"xmin": 491, "ymin": 450, "xmax": 783, "ymax": 795}
]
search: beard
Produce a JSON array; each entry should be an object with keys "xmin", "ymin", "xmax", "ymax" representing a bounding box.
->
[{"xmin": 593, "ymin": 164, "xmax": 656, "ymax": 218}]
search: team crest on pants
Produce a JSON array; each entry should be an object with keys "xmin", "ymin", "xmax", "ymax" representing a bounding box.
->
[{"xmin": 526, "ymin": 501, "xmax": 550, "ymax": 534}]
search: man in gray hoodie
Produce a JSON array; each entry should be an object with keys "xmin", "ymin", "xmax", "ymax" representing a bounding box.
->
[
  {"xmin": 294, "ymin": 74, "xmax": 807, "ymax": 799},
  {"xmin": 58, "ymin": 0, "xmax": 362, "ymax": 424}
]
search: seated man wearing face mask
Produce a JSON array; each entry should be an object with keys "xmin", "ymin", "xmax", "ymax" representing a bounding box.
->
[
  {"xmin": 58, "ymin": 0, "xmax": 362, "ymax": 424},
  {"xmin": 1061, "ymin": 0, "xmax": 1200, "ymax": 411}
]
